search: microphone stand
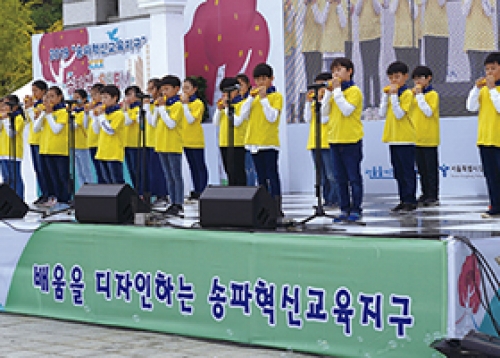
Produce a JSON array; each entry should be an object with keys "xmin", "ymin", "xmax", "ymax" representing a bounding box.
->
[
  {"xmin": 135, "ymin": 98, "xmax": 151, "ymax": 213},
  {"xmin": 297, "ymin": 86, "xmax": 340, "ymax": 227},
  {"xmin": 225, "ymin": 92, "xmax": 235, "ymax": 186},
  {"xmin": 7, "ymin": 112, "xmax": 18, "ymax": 197}
]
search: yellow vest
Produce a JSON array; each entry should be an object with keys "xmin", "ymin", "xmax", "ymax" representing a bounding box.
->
[
  {"xmin": 219, "ymin": 101, "xmax": 248, "ymax": 147},
  {"xmin": 0, "ymin": 115, "xmax": 25, "ymax": 159},
  {"xmin": 382, "ymin": 89, "xmax": 416, "ymax": 143},
  {"xmin": 320, "ymin": 2, "xmax": 347, "ymax": 53},
  {"xmin": 412, "ymin": 90, "xmax": 440, "ymax": 146},
  {"xmin": 477, "ymin": 86, "xmax": 500, "ymax": 147},
  {"xmin": 463, "ymin": 0, "xmax": 495, "ymax": 52},
  {"xmin": 245, "ymin": 92, "xmax": 283, "ymax": 147},
  {"xmin": 95, "ymin": 110, "xmax": 125, "ymax": 162},
  {"xmin": 303, "ymin": 3, "xmax": 322, "ymax": 52},
  {"xmin": 393, "ymin": 0, "xmax": 422, "ymax": 48},
  {"xmin": 328, "ymin": 86, "xmax": 364, "ymax": 144},
  {"xmin": 307, "ymin": 102, "xmax": 331, "ymax": 149},
  {"xmin": 28, "ymin": 102, "xmax": 44, "ymax": 145},
  {"xmin": 183, "ymin": 99, "xmax": 205, "ymax": 149},
  {"xmin": 124, "ymin": 105, "xmax": 140, "ymax": 148},
  {"xmin": 357, "ymin": 0, "xmax": 382, "ymax": 41},
  {"xmin": 155, "ymin": 101, "xmax": 184, "ymax": 154},
  {"xmin": 73, "ymin": 110, "xmax": 88, "ymax": 150},
  {"xmin": 40, "ymin": 108, "xmax": 69, "ymax": 156},
  {"xmin": 423, "ymin": 0, "xmax": 448, "ymax": 37}
]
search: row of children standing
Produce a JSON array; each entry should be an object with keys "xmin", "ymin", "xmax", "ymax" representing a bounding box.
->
[
  {"xmin": 19, "ymin": 77, "xmax": 209, "ymax": 215},
  {"xmin": 307, "ymin": 53, "xmax": 500, "ymax": 221},
  {"xmin": 304, "ymin": 57, "xmax": 439, "ymax": 222},
  {"xmin": 2, "ymin": 62, "xmax": 285, "ymax": 217}
]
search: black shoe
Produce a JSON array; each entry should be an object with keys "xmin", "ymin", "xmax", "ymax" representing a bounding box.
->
[
  {"xmin": 33, "ymin": 196, "xmax": 48, "ymax": 205},
  {"xmin": 400, "ymin": 203, "xmax": 417, "ymax": 213},
  {"xmin": 417, "ymin": 195, "xmax": 427, "ymax": 207},
  {"xmin": 391, "ymin": 202, "xmax": 405, "ymax": 213},
  {"xmin": 423, "ymin": 198, "xmax": 440, "ymax": 207},
  {"xmin": 165, "ymin": 204, "xmax": 183, "ymax": 216}
]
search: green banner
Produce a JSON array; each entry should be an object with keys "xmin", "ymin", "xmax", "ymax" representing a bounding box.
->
[{"xmin": 5, "ymin": 223, "xmax": 447, "ymax": 357}]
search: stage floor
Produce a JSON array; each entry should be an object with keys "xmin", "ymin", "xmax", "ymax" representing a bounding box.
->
[
  {"xmin": 175, "ymin": 193, "xmax": 500, "ymax": 239},
  {"xmin": 15, "ymin": 193, "xmax": 500, "ymax": 239}
]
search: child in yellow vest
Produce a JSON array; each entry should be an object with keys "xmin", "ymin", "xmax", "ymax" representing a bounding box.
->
[
  {"xmin": 34, "ymin": 87, "xmax": 70, "ymax": 207},
  {"xmin": 24, "ymin": 80, "xmax": 48, "ymax": 204},
  {"xmin": 93, "ymin": 85, "xmax": 125, "ymax": 184},
  {"xmin": 321, "ymin": 58, "xmax": 364, "ymax": 221},
  {"xmin": 305, "ymin": 72, "xmax": 339, "ymax": 209},
  {"xmin": 72, "ymin": 89, "xmax": 93, "ymax": 191},
  {"xmin": 86, "ymin": 83, "xmax": 105, "ymax": 184},
  {"xmin": 213, "ymin": 77, "xmax": 249, "ymax": 186},
  {"xmin": 411, "ymin": 66, "xmax": 440, "ymax": 206},
  {"xmin": 243, "ymin": 63, "xmax": 284, "ymax": 216},
  {"xmin": 379, "ymin": 61, "xmax": 417, "ymax": 213},
  {"xmin": 466, "ymin": 52, "xmax": 500, "ymax": 218},
  {"xmin": 152, "ymin": 75, "xmax": 184, "ymax": 216},
  {"xmin": 143, "ymin": 78, "xmax": 168, "ymax": 206},
  {"xmin": 0, "ymin": 96, "xmax": 25, "ymax": 199},
  {"xmin": 123, "ymin": 85, "xmax": 142, "ymax": 189},
  {"xmin": 181, "ymin": 77, "xmax": 208, "ymax": 200},
  {"xmin": 236, "ymin": 73, "xmax": 258, "ymax": 186}
]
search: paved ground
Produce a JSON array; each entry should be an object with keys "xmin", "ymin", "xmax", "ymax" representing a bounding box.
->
[{"xmin": 0, "ymin": 313, "xmax": 317, "ymax": 357}]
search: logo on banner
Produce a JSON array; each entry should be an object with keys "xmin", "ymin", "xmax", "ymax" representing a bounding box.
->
[
  {"xmin": 38, "ymin": 27, "xmax": 148, "ymax": 95},
  {"xmin": 365, "ymin": 166, "xmax": 394, "ymax": 180},
  {"xmin": 446, "ymin": 164, "xmax": 483, "ymax": 179}
]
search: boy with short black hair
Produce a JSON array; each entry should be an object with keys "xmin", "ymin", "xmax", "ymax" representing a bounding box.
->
[
  {"xmin": 94, "ymin": 85, "xmax": 125, "ymax": 184},
  {"xmin": 123, "ymin": 85, "xmax": 142, "ymax": 189},
  {"xmin": 152, "ymin": 75, "xmax": 184, "ymax": 216},
  {"xmin": 411, "ymin": 65, "xmax": 440, "ymax": 207},
  {"xmin": 379, "ymin": 61, "xmax": 417, "ymax": 213},
  {"xmin": 87, "ymin": 83, "xmax": 105, "ymax": 184},
  {"xmin": 321, "ymin": 57, "xmax": 364, "ymax": 222},
  {"xmin": 466, "ymin": 51, "xmax": 500, "ymax": 218},
  {"xmin": 243, "ymin": 63, "xmax": 284, "ymax": 216}
]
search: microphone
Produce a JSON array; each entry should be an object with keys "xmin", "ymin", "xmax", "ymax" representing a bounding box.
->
[
  {"xmin": 136, "ymin": 92, "xmax": 152, "ymax": 100},
  {"xmin": 307, "ymin": 82, "xmax": 328, "ymax": 91},
  {"xmin": 65, "ymin": 99, "xmax": 80, "ymax": 106},
  {"xmin": 222, "ymin": 84, "xmax": 240, "ymax": 93}
]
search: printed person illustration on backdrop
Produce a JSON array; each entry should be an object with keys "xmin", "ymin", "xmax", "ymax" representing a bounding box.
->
[
  {"xmin": 315, "ymin": 0, "xmax": 348, "ymax": 71},
  {"xmin": 300, "ymin": 0, "xmax": 324, "ymax": 86},
  {"xmin": 462, "ymin": 0, "xmax": 496, "ymax": 81},
  {"xmin": 422, "ymin": 0, "xmax": 449, "ymax": 84},
  {"xmin": 353, "ymin": 0, "xmax": 386, "ymax": 120},
  {"xmin": 390, "ymin": 0, "xmax": 422, "ymax": 75}
]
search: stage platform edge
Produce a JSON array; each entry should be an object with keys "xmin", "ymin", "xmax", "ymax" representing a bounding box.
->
[{"xmin": 1, "ymin": 222, "xmax": 454, "ymax": 357}]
